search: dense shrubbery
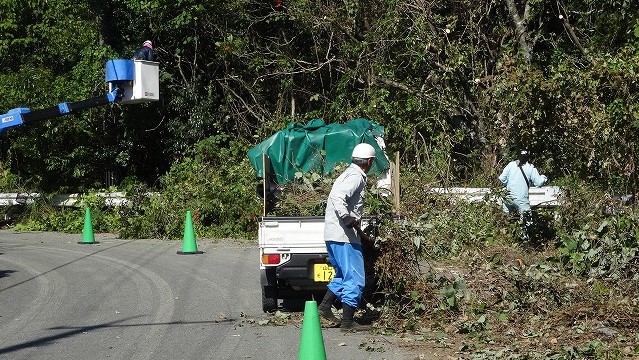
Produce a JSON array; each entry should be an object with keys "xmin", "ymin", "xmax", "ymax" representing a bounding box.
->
[
  {"xmin": 11, "ymin": 138, "xmax": 261, "ymax": 240},
  {"xmin": 115, "ymin": 138, "xmax": 262, "ymax": 239},
  {"xmin": 366, "ymin": 172, "xmax": 639, "ymax": 357}
]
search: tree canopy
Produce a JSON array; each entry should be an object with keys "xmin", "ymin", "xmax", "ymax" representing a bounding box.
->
[{"xmin": 0, "ymin": 0, "xmax": 637, "ymax": 192}]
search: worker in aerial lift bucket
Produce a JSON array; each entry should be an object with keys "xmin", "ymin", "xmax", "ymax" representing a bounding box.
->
[{"xmin": 133, "ymin": 40, "xmax": 155, "ymax": 61}]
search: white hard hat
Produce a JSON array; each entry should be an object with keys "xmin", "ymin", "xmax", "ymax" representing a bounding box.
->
[{"xmin": 351, "ymin": 143, "xmax": 376, "ymax": 159}]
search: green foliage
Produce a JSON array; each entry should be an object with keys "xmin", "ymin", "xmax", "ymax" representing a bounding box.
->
[
  {"xmin": 555, "ymin": 208, "xmax": 639, "ymax": 282},
  {"xmin": 436, "ymin": 276, "xmax": 467, "ymax": 312},
  {"xmin": 550, "ymin": 178, "xmax": 639, "ymax": 282},
  {"xmin": 13, "ymin": 190, "xmax": 119, "ymax": 233},
  {"xmin": 117, "ymin": 137, "xmax": 260, "ymax": 239},
  {"xmin": 14, "ymin": 200, "xmax": 83, "ymax": 233},
  {"xmin": 374, "ymin": 215, "xmax": 437, "ymax": 331},
  {"xmin": 401, "ymin": 189, "xmax": 509, "ymax": 258},
  {"xmin": 80, "ymin": 191, "xmax": 122, "ymax": 232},
  {"xmin": 269, "ymin": 168, "xmax": 337, "ymax": 217},
  {"xmin": 0, "ymin": 164, "xmax": 21, "ymax": 191},
  {"xmin": 11, "ymin": 138, "xmax": 259, "ymax": 240},
  {"xmin": 0, "ymin": 0, "xmax": 638, "ymax": 194}
]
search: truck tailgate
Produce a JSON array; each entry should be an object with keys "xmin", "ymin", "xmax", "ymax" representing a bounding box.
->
[{"xmin": 258, "ymin": 216, "xmax": 327, "ymax": 254}]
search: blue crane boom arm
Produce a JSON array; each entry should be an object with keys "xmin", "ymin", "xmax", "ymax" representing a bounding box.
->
[
  {"xmin": 0, "ymin": 87, "xmax": 123, "ymax": 132},
  {"xmin": 0, "ymin": 58, "xmax": 159, "ymax": 133}
]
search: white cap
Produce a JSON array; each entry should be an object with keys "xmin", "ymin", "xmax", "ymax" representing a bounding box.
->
[{"xmin": 352, "ymin": 143, "xmax": 376, "ymax": 159}]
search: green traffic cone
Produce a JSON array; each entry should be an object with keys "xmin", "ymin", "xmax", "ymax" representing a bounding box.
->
[
  {"xmin": 78, "ymin": 208, "xmax": 98, "ymax": 244},
  {"xmin": 177, "ymin": 210, "xmax": 203, "ymax": 254},
  {"xmin": 298, "ymin": 301, "xmax": 327, "ymax": 360}
]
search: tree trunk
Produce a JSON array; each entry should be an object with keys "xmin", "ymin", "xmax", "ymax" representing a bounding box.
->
[{"xmin": 505, "ymin": 0, "xmax": 532, "ymax": 63}]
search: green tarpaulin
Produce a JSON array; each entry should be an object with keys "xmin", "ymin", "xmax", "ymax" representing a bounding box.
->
[{"xmin": 247, "ymin": 118, "xmax": 389, "ymax": 183}]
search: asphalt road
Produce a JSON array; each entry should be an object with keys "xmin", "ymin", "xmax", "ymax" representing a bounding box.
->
[{"xmin": 0, "ymin": 230, "xmax": 428, "ymax": 360}]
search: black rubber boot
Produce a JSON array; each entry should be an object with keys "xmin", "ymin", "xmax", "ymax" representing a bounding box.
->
[
  {"xmin": 317, "ymin": 290, "xmax": 340, "ymax": 327},
  {"xmin": 339, "ymin": 304, "xmax": 370, "ymax": 332}
]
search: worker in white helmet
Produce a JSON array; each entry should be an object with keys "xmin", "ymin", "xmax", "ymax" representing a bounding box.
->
[{"xmin": 317, "ymin": 142, "xmax": 376, "ymax": 332}]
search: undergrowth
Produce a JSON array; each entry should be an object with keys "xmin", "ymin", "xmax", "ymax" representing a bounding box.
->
[
  {"xmin": 365, "ymin": 171, "xmax": 639, "ymax": 359},
  {"xmin": 9, "ymin": 139, "xmax": 262, "ymax": 240}
]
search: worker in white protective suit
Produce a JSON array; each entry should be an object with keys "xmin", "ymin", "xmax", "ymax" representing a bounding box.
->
[
  {"xmin": 317, "ymin": 142, "xmax": 376, "ymax": 332},
  {"xmin": 499, "ymin": 150, "xmax": 547, "ymax": 239}
]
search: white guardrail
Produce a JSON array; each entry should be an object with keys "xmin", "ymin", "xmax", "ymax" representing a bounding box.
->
[
  {"xmin": 429, "ymin": 186, "xmax": 563, "ymax": 207},
  {"xmin": 0, "ymin": 186, "xmax": 563, "ymax": 208},
  {"xmin": 0, "ymin": 192, "xmax": 128, "ymax": 207}
]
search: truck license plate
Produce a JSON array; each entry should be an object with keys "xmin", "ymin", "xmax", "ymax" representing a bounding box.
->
[{"xmin": 313, "ymin": 264, "xmax": 335, "ymax": 282}]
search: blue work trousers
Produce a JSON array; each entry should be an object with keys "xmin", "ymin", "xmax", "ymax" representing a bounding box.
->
[{"xmin": 325, "ymin": 241, "xmax": 365, "ymax": 308}]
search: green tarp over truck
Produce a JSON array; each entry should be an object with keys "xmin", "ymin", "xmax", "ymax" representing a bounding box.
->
[{"xmin": 247, "ymin": 118, "xmax": 389, "ymax": 183}]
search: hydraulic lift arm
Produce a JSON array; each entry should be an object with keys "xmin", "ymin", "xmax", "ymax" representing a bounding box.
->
[
  {"xmin": 0, "ymin": 58, "xmax": 159, "ymax": 133},
  {"xmin": 0, "ymin": 87, "xmax": 123, "ymax": 132}
]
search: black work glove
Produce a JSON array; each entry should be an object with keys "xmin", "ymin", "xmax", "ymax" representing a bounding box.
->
[{"xmin": 342, "ymin": 216, "xmax": 359, "ymax": 228}]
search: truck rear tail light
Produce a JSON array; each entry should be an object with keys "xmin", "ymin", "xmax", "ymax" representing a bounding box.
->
[{"xmin": 261, "ymin": 254, "xmax": 281, "ymax": 265}]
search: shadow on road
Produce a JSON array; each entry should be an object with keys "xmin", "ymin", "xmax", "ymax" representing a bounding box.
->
[
  {"xmin": 0, "ymin": 316, "xmax": 237, "ymax": 355},
  {"xmin": 0, "ymin": 241, "xmax": 135, "ymax": 294},
  {"xmin": 0, "ymin": 269, "xmax": 16, "ymax": 278}
]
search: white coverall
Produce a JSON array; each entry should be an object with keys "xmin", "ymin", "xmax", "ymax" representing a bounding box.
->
[{"xmin": 499, "ymin": 160, "xmax": 547, "ymax": 214}]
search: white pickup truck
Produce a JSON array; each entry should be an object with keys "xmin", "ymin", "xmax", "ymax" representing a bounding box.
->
[
  {"xmin": 258, "ymin": 215, "xmax": 377, "ymax": 312},
  {"xmin": 248, "ymin": 119, "xmax": 397, "ymax": 312},
  {"xmin": 255, "ymin": 150, "xmax": 394, "ymax": 312},
  {"xmin": 258, "ymin": 216, "xmax": 334, "ymax": 312}
]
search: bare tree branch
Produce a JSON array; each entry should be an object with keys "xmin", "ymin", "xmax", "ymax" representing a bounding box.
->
[
  {"xmin": 557, "ymin": 0, "xmax": 588, "ymax": 59},
  {"xmin": 216, "ymin": 77, "xmax": 268, "ymax": 125}
]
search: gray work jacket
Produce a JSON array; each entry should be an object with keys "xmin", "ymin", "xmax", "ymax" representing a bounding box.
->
[{"xmin": 324, "ymin": 164, "xmax": 367, "ymax": 244}]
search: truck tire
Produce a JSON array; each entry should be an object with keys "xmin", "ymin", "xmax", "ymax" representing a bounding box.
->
[{"xmin": 262, "ymin": 286, "xmax": 278, "ymax": 313}]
